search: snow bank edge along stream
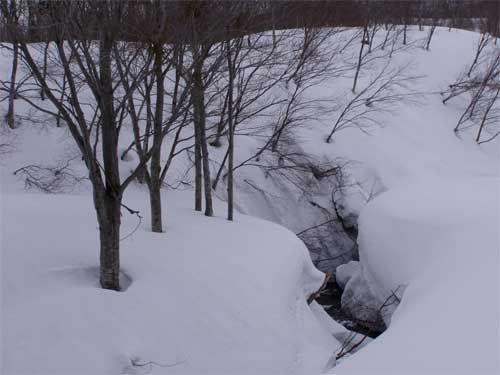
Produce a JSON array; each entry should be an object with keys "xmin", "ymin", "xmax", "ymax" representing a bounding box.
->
[{"xmin": 335, "ymin": 177, "xmax": 500, "ymax": 375}]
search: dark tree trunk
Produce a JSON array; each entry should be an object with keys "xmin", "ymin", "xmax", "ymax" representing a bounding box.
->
[
  {"xmin": 194, "ymin": 131, "xmax": 203, "ymax": 211},
  {"xmin": 381, "ymin": 25, "xmax": 392, "ymax": 50},
  {"xmin": 425, "ymin": 25, "xmax": 436, "ymax": 50},
  {"xmin": 193, "ymin": 101, "xmax": 203, "ymax": 212},
  {"xmin": 98, "ymin": 32, "xmax": 121, "ymax": 291},
  {"xmin": 6, "ymin": 42, "xmax": 18, "ymax": 129},
  {"xmin": 148, "ymin": 178, "xmax": 162, "ymax": 232},
  {"xmin": 212, "ymin": 147, "xmax": 229, "ymax": 191},
  {"xmin": 95, "ymin": 190, "xmax": 121, "ymax": 291},
  {"xmin": 368, "ymin": 24, "xmax": 377, "ymax": 53},
  {"xmin": 468, "ymin": 33, "xmax": 489, "ymax": 77},
  {"xmin": 211, "ymin": 91, "xmax": 229, "ymax": 147},
  {"xmin": 200, "ymin": 129, "xmax": 213, "ymax": 216},
  {"xmin": 56, "ymin": 71, "xmax": 66, "ymax": 127},
  {"xmin": 139, "ymin": 77, "xmax": 154, "ymax": 185},
  {"xmin": 40, "ymin": 41, "xmax": 49, "ymax": 100},
  {"xmin": 352, "ymin": 26, "xmax": 368, "ymax": 93},
  {"xmin": 194, "ymin": 66, "xmax": 213, "ymax": 217},
  {"xmin": 192, "ymin": 59, "xmax": 210, "ymax": 214},
  {"xmin": 476, "ymin": 88, "xmax": 500, "ymax": 142},
  {"xmin": 226, "ymin": 41, "xmax": 235, "ymax": 221},
  {"xmin": 149, "ymin": 45, "xmax": 164, "ymax": 233}
]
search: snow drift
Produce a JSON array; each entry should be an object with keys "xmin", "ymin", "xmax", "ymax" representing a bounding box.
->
[
  {"xmin": 335, "ymin": 178, "xmax": 500, "ymax": 375},
  {"xmin": 1, "ymin": 191, "xmax": 339, "ymax": 375}
]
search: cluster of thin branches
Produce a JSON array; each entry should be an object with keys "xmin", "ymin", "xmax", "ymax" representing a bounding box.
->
[
  {"xmin": 13, "ymin": 157, "xmax": 87, "ymax": 193},
  {"xmin": 327, "ymin": 61, "xmax": 423, "ymax": 142},
  {"xmin": 442, "ymin": 34, "xmax": 500, "ymax": 144},
  {"xmin": 334, "ymin": 284, "xmax": 405, "ymax": 360}
]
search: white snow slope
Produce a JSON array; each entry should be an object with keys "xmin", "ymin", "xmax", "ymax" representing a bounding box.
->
[
  {"xmin": 335, "ymin": 178, "xmax": 500, "ymax": 375},
  {"xmin": 1, "ymin": 190, "xmax": 339, "ymax": 375},
  {"xmin": 329, "ymin": 29, "xmax": 500, "ymax": 375},
  {"xmin": 1, "ymin": 26, "xmax": 499, "ymax": 375}
]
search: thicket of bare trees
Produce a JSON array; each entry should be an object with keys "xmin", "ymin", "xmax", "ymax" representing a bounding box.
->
[
  {"xmin": 0, "ymin": 0, "xmax": 293, "ymax": 290},
  {"xmin": 442, "ymin": 33, "xmax": 500, "ymax": 144}
]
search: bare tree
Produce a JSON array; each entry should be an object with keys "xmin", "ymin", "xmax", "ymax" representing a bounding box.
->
[
  {"xmin": 327, "ymin": 62, "xmax": 422, "ymax": 142},
  {"xmin": 468, "ymin": 32, "xmax": 491, "ymax": 77},
  {"xmin": 1, "ymin": 1, "xmax": 162, "ymax": 290},
  {"xmin": 115, "ymin": 41, "xmax": 191, "ymax": 233},
  {"xmin": 424, "ymin": 23, "xmax": 437, "ymax": 50},
  {"xmin": 448, "ymin": 50, "xmax": 500, "ymax": 143},
  {"xmin": 225, "ymin": 36, "xmax": 239, "ymax": 221},
  {"xmin": 5, "ymin": 40, "xmax": 18, "ymax": 129},
  {"xmin": 4, "ymin": 0, "xmax": 18, "ymax": 129},
  {"xmin": 352, "ymin": 25, "xmax": 369, "ymax": 93}
]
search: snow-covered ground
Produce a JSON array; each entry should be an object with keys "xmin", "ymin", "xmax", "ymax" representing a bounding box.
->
[
  {"xmin": 334, "ymin": 178, "xmax": 499, "ymax": 375},
  {"xmin": 327, "ymin": 28, "xmax": 500, "ymax": 375},
  {"xmin": 2, "ymin": 189, "xmax": 344, "ymax": 375},
  {"xmin": 1, "ymin": 26, "xmax": 499, "ymax": 375}
]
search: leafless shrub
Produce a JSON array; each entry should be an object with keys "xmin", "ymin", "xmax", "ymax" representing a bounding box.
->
[
  {"xmin": 335, "ymin": 331, "xmax": 369, "ymax": 361},
  {"xmin": 444, "ymin": 48, "xmax": 500, "ymax": 143},
  {"xmin": 327, "ymin": 62, "xmax": 423, "ymax": 142},
  {"xmin": 13, "ymin": 157, "xmax": 87, "ymax": 193},
  {"xmin": 337, "ymin": 284, "xmax": 405, "ymax": 342}
]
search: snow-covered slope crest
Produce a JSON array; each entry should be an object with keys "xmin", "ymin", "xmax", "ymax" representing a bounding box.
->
[
  {"xmin": 2, "ymin": 190, "xmax": 339, "ymax": 375},
  {"xmin": 335, "ymin": 177, "xmax": 500, "ymax": 375}
]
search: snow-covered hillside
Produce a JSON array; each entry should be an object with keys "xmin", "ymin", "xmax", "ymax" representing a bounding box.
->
[
  {"xmin": 2, "ymin": 190, "xmax": 344, "ymax": 375},
  {"xmin": 1, "ymin": 26, "xmax": 499, "ymax": 375},
  {"xmin": 324, "ymin": 28, "xmax": 500, "ymax": 375},
  {"xmin": 335, "ymin": 178, "xmax": 499, "ymax": 375}
]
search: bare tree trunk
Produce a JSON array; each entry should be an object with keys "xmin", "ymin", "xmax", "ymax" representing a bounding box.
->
[
  {"xmin": 193, "ymin": 117, "xmax": 203, "ymax": 211},
  {"xmin": 148, "ymin": 177, "xmax": 162, "ymax": 231},
  {"xmin": 200, "ymin": 127, "xmax": 213, "ymax": 216},
  {"xmin": 403, "ymin": 23, "xmax": 407, "ymax": 45},
  {"xmin": 469, "ymin": 85, "xmax": 487, "ymax": 119},
  {"xmin": 226, "ymin": 40, "xmax": 235, "ymax": 221},
  {"xmin": 56, "ymin": 72, "xmax": 66, "ymax": 127},
  {"xmin": 40, "ymin": 42, "xmax": 49, "ymax": 100},
  {"xmin": 381, "ymin": 24, "xmax": 393, "ymax": 50},
  {"xmin": 148, "ymin": 44, "xmax": 164, "ymax": 233},
  {"xmin": 6, "ymin": 42, "xmax": 18, "ymax": 129},
  {"xmin": 211, "ymin": 91, "xmax": 229, "ymax": 147},
  {"xmin": 98, "ymin": 32, "xmax": 121, "ymax": 291},
  {"xmin": 468, "ymin": 33, "xmax": 489, "ymax": 77},
  {"xmin": 476, "ymin": 88, "xmax": 500, "ymax": 142},
  {"xmin": 192, "ymin": 59, "xmax": 213, "ymax": 216},
  {"xmin": 352, "ymin": 26, "xmax": 368, "ymax": 93},
  {"xmin": 192, "ymin": 60, "xmax": 203, "ymax": 212},
  {"xmin": 95, "ymin": 188, "xmax": 121, "ymax": 292},
  {"xmin": 455, "ymin": 97, "xmax": 477, "ymax": 132},
  {"xmin": 368, "ymin": 23, "xmax": 377, "ymax": 53},
  {"xmin": 138, "ymin": 77, "xmax": 154, "ymax": 185},
  {"xmin": 212, "ymin": 147, "xmax": 229, "ymax": 191},
  {"xmin": 425, "ymin": 25, "xmax": 436, "ymax": 50}
]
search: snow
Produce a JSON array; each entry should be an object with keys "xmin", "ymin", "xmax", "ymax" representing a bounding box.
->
[
  {"xmin": 334, "ymin": 178, "xmax": 500, "ymax": 375},
  {"xmin": 1, "ymin": 190, "xmax": 339, "ymax": 375},
  {"xmin": 340, "ymin": 265, "xmax": 382, "ymax": 326},
  {"xmin": 328, "ymin": 28, "xmax": 500, "ymax": 375},
  {"xmin": 335, "ymin": 261, "xmax": 359, "ymax": 290},
  {"xmin": 1, "ymin": 25, "xmax": 500, "ymax": 375}
]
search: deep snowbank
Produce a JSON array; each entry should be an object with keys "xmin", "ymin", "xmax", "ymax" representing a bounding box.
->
[
  {"xmin": 335, "ymin": 177, "xmax": 500, "ymax": 375},
  {"xmin": 1, "ymin": 190, "xmax": 339, "ymax": 375},
  {"xmin": 1, "ymin": 26, "xmax": 499, "ymax": 375},
  {"xmin": 328, "ymin": 27, "xmax": 500, "ymax": 374}
]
